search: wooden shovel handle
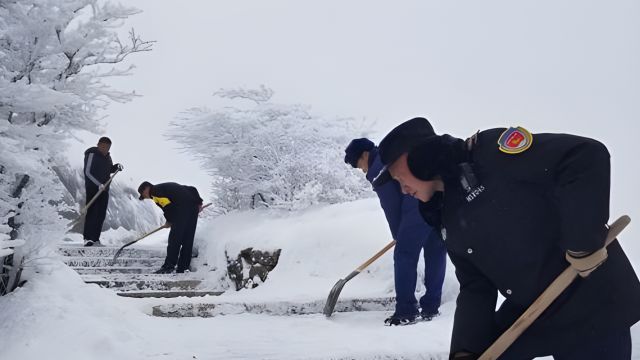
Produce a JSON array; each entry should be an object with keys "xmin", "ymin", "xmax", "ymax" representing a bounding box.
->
[
  {"xmin": 355, "ymin": 240, "xmax": 396, "ymax": 273},
  {"xmin": 81, "ymin": 169, "xmax": 120, "ymax": 214}
]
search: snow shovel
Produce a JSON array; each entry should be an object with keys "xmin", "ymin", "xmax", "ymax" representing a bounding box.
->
[
  {"xmin": 67, "ymin": 169, "xmax": 121, "ymax": 229},
  {"xmin": 323, "ymin": 239, "xmax": 396, "ymax": 317},
  {"xmin": 478, "ymin": 215, "xmax": 631, "ymax": 360},
  {"xmin": 111, "ymin": 224, "xmax": 170, "ymax": 265},
  {"xmin": 110, "ymin": 203, "xmax": 212, "ymax": 264}
]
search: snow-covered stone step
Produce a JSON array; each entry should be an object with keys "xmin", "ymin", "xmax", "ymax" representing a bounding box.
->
[
  {"xmin": 64, "ymin": 256, "xmax": 164, "ymax": 268},
  {"xmin": 84, "ymin": 277, "xmax": 202, "ymax": 291},
  {"xmin": 72, "ymin": 266, "xmax": 154, "ymax": 275},
  {"xmin": 58, "ymin": 246, "xmax": 165, "ymax": 259},
  {"xmin": 152, "ymin": 297, "xmax": 395, "ymax": 318},
  {"xmin": 116, "ymin": 290, "xmax": 224, "ymax": 298},
  {"xmin": 80, "ymin": 273, "xmax": 202, "ymax": 282}
]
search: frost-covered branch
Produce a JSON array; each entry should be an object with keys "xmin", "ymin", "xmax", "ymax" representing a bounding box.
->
[{"xmin": 213, "ymin": 85, "xmax": 274, "ymax": 104}]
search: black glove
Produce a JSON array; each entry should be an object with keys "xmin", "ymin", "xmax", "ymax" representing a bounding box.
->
[{"xmin": 115, "ymin": 163, "xmax": 124, "ymax": 171}]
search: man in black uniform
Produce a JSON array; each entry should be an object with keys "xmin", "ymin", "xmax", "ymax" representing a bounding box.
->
[
  {"xmin": 83, "ymin": 137, "xmax": 123, "ymax": 247},
  {"xmin": 138, "ymin": 181, "xmax": 203, "ymax": 274},
  {"xmin": 373, "ymin": 117, "xmax": 640, "ymax": 359}
]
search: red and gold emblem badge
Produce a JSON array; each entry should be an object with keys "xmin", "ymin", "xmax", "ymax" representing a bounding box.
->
[{"xmin": 498, "ymin": 126, "xmax": 533, "ymax": 154}]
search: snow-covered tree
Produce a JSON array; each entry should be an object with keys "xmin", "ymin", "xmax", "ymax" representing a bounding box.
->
[
  {"xmin": 168, "ymin": 86, "xmax": 374, "ymax": 212},
  {"xmin": 0, "ymin": 0, "xmax": 154, "ymax": 294},
  {"xmin": 0, "ymin": 0, "xmax": 154, "ymax": 130}
]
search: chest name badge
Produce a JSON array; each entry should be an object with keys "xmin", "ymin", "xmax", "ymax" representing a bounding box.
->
[{"xmin": 498, "ymin": 126, "xmax": 533, "ymax": 154}]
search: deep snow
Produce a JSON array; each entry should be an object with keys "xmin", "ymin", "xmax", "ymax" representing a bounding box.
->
[{"xmin": 0, "ymin": 198, "xmax": 638, "ymax": 359}]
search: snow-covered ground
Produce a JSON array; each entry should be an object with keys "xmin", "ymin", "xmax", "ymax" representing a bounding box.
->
[{"xmin": 1, "ymin": 198, "xmax": 638, "ymax": 359}]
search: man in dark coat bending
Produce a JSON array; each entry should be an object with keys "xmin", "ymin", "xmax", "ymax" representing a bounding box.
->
[
  {"xmin": 138, "ymin": 181, "xmax": 204, "ymax": 274},
  {"xmin": 344, "ymin": 137, "xmax": 447, "ymax": 326},
  {"xmin": 373, "ymin": 117, "xmax": 640, "ymax": 359}
]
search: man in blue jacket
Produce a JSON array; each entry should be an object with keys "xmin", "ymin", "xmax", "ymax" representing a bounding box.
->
[
  {"xmin": 83, "ymin": 137, "xmax": 123, "ymax": 247},
  {"xmin": 345, "ymin": 138, "xmax": 447, "ymax": 325}
]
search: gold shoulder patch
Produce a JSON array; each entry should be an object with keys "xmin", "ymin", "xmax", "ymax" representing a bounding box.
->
[{"xmin": 498, "ymin": 126, "xmax": 533, "ymax": 154}]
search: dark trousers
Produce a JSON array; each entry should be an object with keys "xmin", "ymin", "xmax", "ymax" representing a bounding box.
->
[
  {"xmin": 164, "ymin": 207, "xmax": 198, "ymax": 271},
  {"xmin": 393, "ymin": 229, "xmax": 447, "ymax": 316},
  {"xmin": 83, "ymin": 186, "xmax": 109, "ymax": 242}
]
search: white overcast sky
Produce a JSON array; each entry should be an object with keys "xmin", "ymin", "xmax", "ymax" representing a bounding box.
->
[{"xmin": 76, "ymin": 0, "xmax": 639, "ymax": 239}]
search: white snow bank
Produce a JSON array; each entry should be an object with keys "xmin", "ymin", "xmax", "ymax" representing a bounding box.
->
[
  {"xmin": 194, "ymin": 198, "xmax": 459, "ymax": 303},
  {"xmin": 0, "ymin": 198, "xmax": 637, "ymax": 360}
]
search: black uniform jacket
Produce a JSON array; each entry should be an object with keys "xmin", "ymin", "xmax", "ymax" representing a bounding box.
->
[
  {"xmin": 83, "ymin": 147, "xmax": 116, "ymax": 189},
  {"xmin": 150, "ymin": 182, "xmax": 203, "ymax": 223},
  {"xmin": 438, "ymin": 128, "xmax": 640, "ymax": 358}
]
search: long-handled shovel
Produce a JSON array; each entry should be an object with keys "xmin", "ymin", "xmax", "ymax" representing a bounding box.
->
[
  {"xmin": 323, "ymin": 240, "xmax": 396, "ymax": 317},
  {"xmin": 67, "ymin": 169, "xmax": 121, "ymax": 230},
  {"xmin": 478, "ymin": 215, "xmax": 631, "ymax": 360},
  {"xmin": 110, "ymin": 203, "xmax": 212, "ymax": 265},
  {"xmin": 111, "ymin": 224, "xmax": 170, "ymax": 265}
]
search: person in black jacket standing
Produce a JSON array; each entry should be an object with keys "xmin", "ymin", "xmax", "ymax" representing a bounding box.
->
[
  {"xmin": 344, "ymin": 137, "xmax": 447, "ymax": 326},
  {"xmin": 373, "ymin": 117, "xmax": 640, "ymax": 359},
  {"xmin": 83, "ymin": 137, "xmax": 123, "ymax": 247},
  {"xmin": 138, "ymin": 181, "xmax": 204, "ymax": 274}
]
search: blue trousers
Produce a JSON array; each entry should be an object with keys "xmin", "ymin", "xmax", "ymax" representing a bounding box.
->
[{"xmin": 393, "ymin": 229, "xmax": 447, "ymax": 316}]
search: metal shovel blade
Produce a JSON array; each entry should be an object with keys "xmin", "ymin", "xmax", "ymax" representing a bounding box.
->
[
  {"xmin": 111, "ymin": 246, "xmax": 126, "ymax": 266},
  {"xmin": 323, "ymin": 277, "xmax": 348, "ymax": 317}
]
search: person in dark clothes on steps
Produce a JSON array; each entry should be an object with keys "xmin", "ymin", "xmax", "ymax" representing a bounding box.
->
[
  {"xmin": 344, "ymin": 137, "xmax": 447, "ymax": 326},
  {"xmin": 373, "ymin": 117, "xmax": 640, "ymax": 359},
  {"xmin": 138, "ymin": 181, "xmax": 204, "ymax": 274},
  {"xmin": 83, "ymin": 137, "xmax": 123, "ymax": 247}
]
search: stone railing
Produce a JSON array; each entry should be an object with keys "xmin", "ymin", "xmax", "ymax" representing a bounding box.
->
[{"xmin": 0, "ymin": 237, "xmax": 25, "ymax": 295}]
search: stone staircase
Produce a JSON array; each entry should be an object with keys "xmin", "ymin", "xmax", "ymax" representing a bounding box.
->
[
  {"xmin": 59, "ymin": 244, "xmax": 223, "ymax": 299},
  {"xmin": 59, "ymin": 244, "xmax": 395, "ymax": 319}
]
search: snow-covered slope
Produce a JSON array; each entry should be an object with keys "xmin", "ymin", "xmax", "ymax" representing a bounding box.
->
[{"xmin": 0, "ymin": 198, "xmax": 637, "ymax": 359}]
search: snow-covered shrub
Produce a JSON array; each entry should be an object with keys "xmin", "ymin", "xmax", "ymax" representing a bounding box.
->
[{"xmin": 167, "ymin": 86, "xmax": 374, "ymax": 212}]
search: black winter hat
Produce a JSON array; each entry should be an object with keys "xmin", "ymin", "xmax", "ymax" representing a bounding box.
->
[
  {"xmin": 344, "ymin": 138, "xmax": 375, "ymax": 168},
  {"xmin": 372, "ymin": 117, "xmax": 436, "ymax": 186},
  {"xmin": 407, "ymin": 134, "xmax": 467, "ymax": 181},
  {"xmin": 137, "ymin": 181, "xmax": 153, "ymax": 200}
]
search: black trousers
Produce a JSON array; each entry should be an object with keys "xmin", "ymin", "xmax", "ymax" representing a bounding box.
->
[
  {"xmin": 83, "ymin": 186, "xmax": 109, "ymax": 242},
  {"xmin": 164, "ymin": 207, "xmax": 198, "ymax": 271}
]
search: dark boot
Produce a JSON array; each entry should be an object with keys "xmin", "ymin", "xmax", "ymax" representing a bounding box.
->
[
  {"xmin": 420, "ymin": 310, "xmax": 441, "ymax": 321},
  {"xmin": 384, "ymin": 313, "xmax": 417, "ymax": 326},
  {"xmin": 154, "ymin": 265, "xmax": 174, "ymax": 274}
]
